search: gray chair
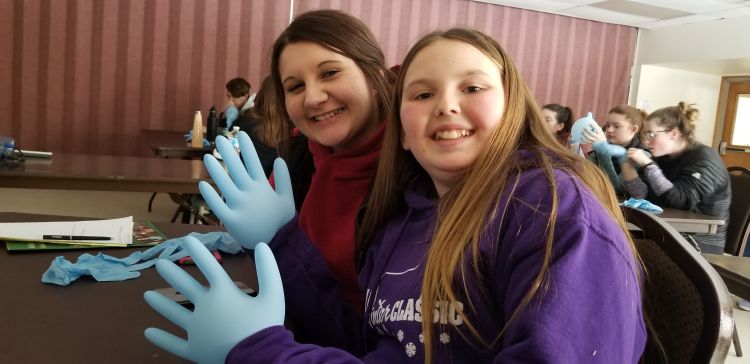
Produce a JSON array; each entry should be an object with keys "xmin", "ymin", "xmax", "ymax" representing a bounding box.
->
[
  {"xmin": 623, "ymin": 206, "xmax": 734, "ymax": 363},
  {"xmin": 701, "ymin": 166, "xmax": 750, "ymax": 358}
]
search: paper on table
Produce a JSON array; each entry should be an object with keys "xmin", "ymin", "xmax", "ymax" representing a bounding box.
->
[{"xmin": 0, "ymin": 216, "xmax": 134, "ymax": 246}]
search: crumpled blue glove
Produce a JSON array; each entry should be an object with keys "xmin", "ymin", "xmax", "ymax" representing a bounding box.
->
[
  {"xmin": 144, "ymin": 237, "xmax": 284, "ymax": 364},
  {"xmin": 200, "ymin": 131, "xmax": 295, "ymax": 250},
  {"xmin": 592, "ymin": 140, "xmax": 627, "ymax": 162},
  {"xmin": 570, "ymin": 112, "xmax": 598, "ymax": 144},
  {"xmin": 225, "ymin": 105, "xmax": 239, "ymax": 129},
  {"xmin": 622, "ymin": 197, "xmax": 664, "ymax": 214}
]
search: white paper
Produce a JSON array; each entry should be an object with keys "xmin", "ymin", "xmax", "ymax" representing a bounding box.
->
[{"xmin": 0, "ymin": 216, "xmax": 134, "ymax": 245}]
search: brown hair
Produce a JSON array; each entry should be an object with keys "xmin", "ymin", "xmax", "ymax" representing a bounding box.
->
[
  {"xmin": 246, "ymin": 75, "xmax": 290, "ymax": 147},
  {"xmin": 225, "ymin": 77, "xmax": 251, "ymax": 98},
  {"xmin": 646, "ymin": 101, "xmax": 699, "ymax": 142},
  {"xmin": 359, "ymin": 28, "xmax": 637, "ymax": 362},
  {"xmin": 269, "ymin": 9, "xmax": 394, "ymax": 137},
  {"xmin": 542, "ymin": 103, "xmax": 574, "ymax": 144},
  {"xmin": 608, "ymin": 105, "xmax": 646, "ymax": 129}
]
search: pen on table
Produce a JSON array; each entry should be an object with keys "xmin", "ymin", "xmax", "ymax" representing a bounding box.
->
[{"xmin": 42, "ymin": 235, "xmax": 112, "ymax": 241}]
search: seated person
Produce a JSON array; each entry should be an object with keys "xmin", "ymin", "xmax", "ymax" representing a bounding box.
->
[
  {"xmin": 541, "ymin": 103, "xmax": 574, "ymax": 145},
  {"xmin": 541, "ymin": 103, "xmax": 582, "ymax": 155},
  {"xmin": 581, "ymin": 105, "xmax": 648, "ymax": 197},
  {"xmin": 234, "ymin": 76, "xmax": 290, "ymax": 177},
  {"xmin": 222, "ymin": 77, "xmax": 256, "ymax": 129},
  {"xmin": 623, "ymin": 102, "xmax": 731, "ymax": 254}
]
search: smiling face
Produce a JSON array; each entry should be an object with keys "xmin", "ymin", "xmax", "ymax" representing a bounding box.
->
[
  {"xmin": 278, "ymin": 41, "xmax": 378, "ymax": 152},
  {"xmin": 602, "ymin": 112, "xmax": 638, "ymax": 146},
  {"xmin": 400, "ymin": 39, "xmax": 505, "ymax": 196}
]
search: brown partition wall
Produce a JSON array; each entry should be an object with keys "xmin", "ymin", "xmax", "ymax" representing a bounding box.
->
[
  {"xmin": 0, "ymin": 0, "xmax": 636, "ymax": 157},
  {"xmin": 0, "ymin": 0, "xmax": 290, "ymax": 157}
]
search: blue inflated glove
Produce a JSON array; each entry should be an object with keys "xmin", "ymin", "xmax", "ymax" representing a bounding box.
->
[
  {"xmin": 592, "ymin": 140, "xmax": 627, "ymax": 162},
  {"xmin": 144, "ymin": 238, "xmax": 284, "ymax": 364},
  {"xmin": 200, "ymin": 131, "xmax": 295, "ymax": 250},
  {"xmin": 224, "ymin": 105, "xmax": 239, "ymax": 129},
  {"xmin": 570, "ymin": 112, "xmax": 598, "ymax": 144}
]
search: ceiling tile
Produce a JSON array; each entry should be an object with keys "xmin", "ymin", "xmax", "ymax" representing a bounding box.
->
[
  {"xmin": 636, "ymin": 14, "xmax": 723, "ymax": 28},
  {"xmin": 558, "ymin": 5, "xmax": 657, "ymax": 25},
  {"xmin": 470, "ymin": 0, "xmax": 750, "ymax": 28},
  {"xmin": 473, "ymin": 0, "xmax": 577, "ymax": 12},
  {"xmin": 554, "ymin": 0, "xmax": 605, "ymax": 4},
  {"xmin": 707, "ymin": 6, "xmax": 750, "ymax": 18},
  {"xmin": 630, "ymin": 0, "xmax": 742, "ymax": 13},
  {"xmin": 590, "ymin": 0, "xmax": 694, "ymax": 20}
]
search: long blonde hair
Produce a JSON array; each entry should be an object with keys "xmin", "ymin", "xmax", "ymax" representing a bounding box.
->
[{"xmin": 358, "ymin": 28, "xmax": 637, "ymax": 362}]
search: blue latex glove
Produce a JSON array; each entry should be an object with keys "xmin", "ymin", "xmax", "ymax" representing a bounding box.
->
[
  {"xmin": 570, "ymin": 112, "xmax": 598, "ymax": 144},
  {"xmin": 225, "ymin": 105, "xmax": 239, "ymax": 129},
  {"xmin": 622, "ymin": 197, "xmax": 664, "ymax": 214},
  {"xmin": 144, "ymin": 238, "xmax": 285, "ymax": 364},
  {"xmin": 200, "ymin": 131, "xmax": 295, "ymax": 250}
]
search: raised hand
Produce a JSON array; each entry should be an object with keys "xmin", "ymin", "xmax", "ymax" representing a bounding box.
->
[
  {"xmin": 570, "ymin": 112, "xmax": 599, "ymax": 144},
  {"xmin": 144, "ymin": 237, "xmax": 285, "ymax": 364},
  {"xmin": 200, "ymin": 132, "xmax": 295, "ymax": 250},
  {"xmin": 627, "ymin": 147, "xmax": 653, "ymax": 167},
  {"xmin": 224, "ymin": 105, "xmax": 239, "ymax": 129}
]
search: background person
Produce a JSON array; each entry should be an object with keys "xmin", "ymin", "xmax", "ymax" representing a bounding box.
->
[
  {"xmin": 234, "ymin": 75, "xmax": 290, "ymax": 177},
  {"xmin": 623, "ymin": 102, "xmax": 731, "ymax": 254},
  {"xmin": 581, "ymin": 105, "xmax": 648, "ymax": 197},
  {"xmin": 222, "ymin": 77, "xmax": 255, "ymax": 129},
  {"xmin": 541, "ymin": 103, "xmax": 574, "ymax": 145}
]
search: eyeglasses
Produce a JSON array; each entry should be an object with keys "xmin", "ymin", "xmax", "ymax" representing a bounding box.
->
[{"xmin": 643, "ymin": 130, "xmax": 671, "ymax": 140}]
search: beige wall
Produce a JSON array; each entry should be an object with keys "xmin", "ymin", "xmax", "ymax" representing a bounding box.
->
[
  {"xmin": 635, "ymin": 65, "xmax": 721, "ymax": 145},
  {"xmin": 630, "ymin": 14, "xmax": 750, "ymax": 146}
]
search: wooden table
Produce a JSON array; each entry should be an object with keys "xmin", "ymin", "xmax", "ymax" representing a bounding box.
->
[
  {"xmin": 0, "ymin": 212, "xmax": 254, "ymax": 362},
  {"xmin": 626, "ymin": 207, "xmax": 725, "ymax": 235},
  {"xmin": 0, "ymin": 153, "xmax": 209, "ymax": 194},
  {"xmin": 141, "ymin": 129, "xmax": 213, "ymax": 159},
  {"xmin": 656, "ymin": 208, "xmax": 725, "ymax": 234},
  {"xmin": 704, "ymin": 254, "xmax": 750, "ymax": 300}
]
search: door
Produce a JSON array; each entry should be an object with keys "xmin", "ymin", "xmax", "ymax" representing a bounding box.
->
[{"xmin": 718, "ymin": 82, "xmax": 750, "ymax": 170}]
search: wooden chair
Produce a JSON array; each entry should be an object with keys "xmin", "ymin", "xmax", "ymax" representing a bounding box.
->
[{"xmin": 623, "ymin": 206, "xmax": 734, "ymax": 363}]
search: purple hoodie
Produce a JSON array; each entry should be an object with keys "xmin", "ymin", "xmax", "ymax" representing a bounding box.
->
[{"xmin": 227, "ymin": 164, "xmax": 646, "ymax": 363}]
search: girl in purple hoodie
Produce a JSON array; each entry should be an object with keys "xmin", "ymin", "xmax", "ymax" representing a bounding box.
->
[{"xmin": 145, "ymin": 28, "xmax": 646, "ymax": 363}]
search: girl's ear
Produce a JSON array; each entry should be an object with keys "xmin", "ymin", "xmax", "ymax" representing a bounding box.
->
[
  {"xmin": 401, "ymin": 128, "xmax": 411, "ymax": 150},
  {"xmin": 555, "ymin": 122, "xmax": 565, "ymax": 132}
]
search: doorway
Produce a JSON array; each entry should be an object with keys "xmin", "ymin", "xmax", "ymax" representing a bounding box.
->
[{"xmin": 716, "ymin": 78, "xmax": 750, "ymax": 171}]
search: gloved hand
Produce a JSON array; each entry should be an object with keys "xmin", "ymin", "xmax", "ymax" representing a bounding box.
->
[
  {"xmin": 225, "ymin": 105, "xmax": 239, "ymax": 129},
  {"xmin": 144, "ymin": 238, "xmax": 285, "ymax": 364},
  {"xmin": 570, "ymin": 112, "xmax": 599, "ymax": 144},
  {"xmin": 200, "ymin": 131, "xmax": 295, "ymax": 250}
]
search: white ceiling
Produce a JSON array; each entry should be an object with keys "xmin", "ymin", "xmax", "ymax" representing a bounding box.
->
[{"xmin": 474, "ymin": 0, "xmax": 750, "ymax": 29}]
